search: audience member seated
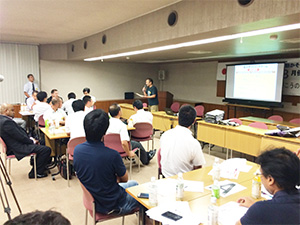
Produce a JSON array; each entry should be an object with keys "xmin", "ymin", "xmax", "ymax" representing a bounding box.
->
[
  {"xmin": 160, "ymin": 105, "xmax": 206, "ymax": 177},
  {"xmin": 43, "ymin": 98, "xmax": 67, "ymax": 126},
  {"xmin": 128, "ymin": 99, "xmax": 153, "ymax": 125},
  {"xmin": 0, "ymin": 104, "xmax": 51, "ymax": 179},
  {"xmin": 4, "ymin": 210, "xmax": 70, "ymax": 225},
  {"xmin": 26, "ymin": 90, "xmax": 38, "ymax": 111},
  {"xmin": 33, "ymin": 91, "xmax": 51, "ymax": 122},
  {"xmin": 236, "ymin": 148, "xmax": 300, "ymax": 225},
  {"xmin": 73, "ymin": 109, "xmax": 139, "ymax": 215},
  {"xmin": 65, "ymin": 100, "xmax": 86, "ymax": 140},
  {"xmin": 82, "ymin": 87, "xmax": 96, "ymax": 104},
  {"xmin": 62, "ymin": 92, "xmax": 76, "ymax": 115},
  {"xmin": 83, "ymin": 95, "xmax": 94, "ymax": 113},
  {"xmin": 1, "ymin": 104, "xmax": 27, "ymax": 132},
  {"xmin": 106, "ymin": 103, "xmax": 156, "ymax": 165},
  {"xmin": 47, "ymin": 89, "xmax": 59, "ymax": 104}
]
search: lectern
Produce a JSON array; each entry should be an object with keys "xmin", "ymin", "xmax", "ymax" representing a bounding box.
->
[{"xmin": 158, "ymin": 91, "xmax": 173, "ymax": 111}]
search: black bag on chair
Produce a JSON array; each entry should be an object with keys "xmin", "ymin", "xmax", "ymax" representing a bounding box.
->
[{"xmin": 57, "ymin": 155, "xmax": 72, "ymax": 180}]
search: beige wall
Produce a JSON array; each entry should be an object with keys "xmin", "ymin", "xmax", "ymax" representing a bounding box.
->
[
  {"xmin": 40, "ymin": 60, "xmax": 300, "ymax": 114},
  {"xmin": 40, "ymin": 60, "xmax": 159, "ymax": 101}
]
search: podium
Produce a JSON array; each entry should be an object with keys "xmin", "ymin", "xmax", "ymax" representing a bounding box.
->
[{"xmin": 158, "ymin": 91, "xmax": 173, "ymax": 111}]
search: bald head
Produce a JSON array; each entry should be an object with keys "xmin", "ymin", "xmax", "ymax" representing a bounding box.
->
[{"xmin": 0, "ymin": 103, "xmax": 15, "ymax": 118}]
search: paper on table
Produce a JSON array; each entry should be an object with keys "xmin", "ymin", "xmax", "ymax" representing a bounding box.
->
[
  {"xmin": 218, "ymin": 201, "xmax": 248, "ymax": 225},
  {"xmin": 146, "ymin": 201, "xmax": 203, "ymax": 225},
  {"xmin": 205, "ymin": 180, "xmax": 246, "ymax": 197},
  {"xmin": 183, "ymin": 180, "xmax": 204, "ymax": 192}
]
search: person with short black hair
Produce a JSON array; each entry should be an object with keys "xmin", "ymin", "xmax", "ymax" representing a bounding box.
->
[
  {"xmin": 160, "ymin": 105, "xmax": 206, "ymax": 177},
  {"xmin": 4, "ymin": 210, "xmax": 70, "ymax": 225},
  {"xmin": 62, "ymin": 92, "xmax": 76, "ymax": 115},
  {"xmin": 74, "ymin": 109, "xmax": 139, "ymax": 215},
  {"xmin": 142, "ymin": 78, "xmax": 159, "ymax": 112},
  {"xmin": 47, "ymin": 89, "xmax": 59, "ymax": 104},
  {"xmin": 24, "ymin": 74, "xmax": 39, "ymax": 100},
  {"xmin": 83, "ymin": 95, "xmax": 93, "ymax": 113},
  {"xmin": 82, "ymin": 87, "xmax": 96, "ymax": 105},
  {"xmin": 26, "ymin": 90, "xmax": 38, "ymax": 111},
  {"xmin": 65, "ymin": 100, "xmax": 86, "ymax": 140},
  {"xmin": 128, "ymin": 99, "xmax": 153, "ymax": 125},
  {"xmin": 106, "ymin": 103, "xmax": 156, "ymax": 165},
  {"xmin": 33, "ymin": 91, "xmax": 51, "ymax": 122},
  {"xmin": 236, "ymin": 148, "xmax": 300, "ymax": 225},
  {"xmin": 43, "ymin": 98, "xmax": 66, "ymax": 126}
]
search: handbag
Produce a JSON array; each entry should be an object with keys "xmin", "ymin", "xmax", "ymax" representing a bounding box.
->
[{"xmin": 57, "ymin": 154, "xmax": 72, "ymax": 180}]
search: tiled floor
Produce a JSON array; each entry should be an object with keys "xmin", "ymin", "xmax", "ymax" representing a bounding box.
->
[{"xmin": 0, "ymin": 132, "xmax": 245, "ymax": 225}]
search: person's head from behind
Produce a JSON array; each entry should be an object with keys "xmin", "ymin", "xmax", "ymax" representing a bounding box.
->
[
  {"xmin": 51, "ymin": 89, "xmax": 58, "ymax": 98},
  {"xmin": 178, "ymin": 105, "xmax": 196, "ymax": 128},
  {"xmin": 0, "ymin": 103, "xmax": 15, "ymax": 118},
  {"xmin": 145, "ymin": 78, "xmax": 153, "ymax": 87},
  {"xmin": 27, "ymin": 74, "xmax": 34, "ymax": 82},
  {"xmin": 4, "ymin": 210, "xmax": 70, "ymax": 225},
  {"xmin": 32, "ymin": 90, "xmax": 38, "ymax": 100},
  {"xmin": 51, "ymin": 98, "xmax": 60, "ymax": 111},
  {"xmin": 67, "ymin": 92, "xmax": 76, "ymax": 100},
  {"xmin": 37, "ymin": 91, "xmax": 47, "ymax": 102},
  {"xmin": 84, "ymin": 109, "xmax": 109, "ymax": 142},
  {"xmin": 83, "ymin": 87, "xmax": 90, "ymax": 95},
  {"xmin": 83, "ymin": 95, "xmax": 92, "ymax": 108},
  {"xmin": 257, "ymin": 148, "xmax": 300, "ymax": 194},
  {"xmin": 72, "ymin": 100, "xmax": 85, "ymax": 112},
  {"xmin": 109, "ymin": 103, "xmax": 121, "ymax": 118},
  {"xmin": 133, "ymin": 100, "xmax": 143, "ymax": 111}
]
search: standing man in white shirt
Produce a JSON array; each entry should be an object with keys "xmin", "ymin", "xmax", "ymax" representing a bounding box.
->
[
  {"xmin": 65, "ymin": 100, "xmax": 86, "ymax": 140},
  {"xmin": 128, "ymin": 100, "xmax": 153, "ymax": 125},
  {"xmin": 24, "ymin": 74, "xmax": 39, "ymax": 101},
  {"xmin": 160, "ymin": 105, "xmax": 206, "ymax": 177},
  {"xmin": 62, "ymin": 92, "xmax": 76, "ymax": 115},
  {"xmin": 33, "ymin": 91, "xmax": 51, "ymax": 122}
]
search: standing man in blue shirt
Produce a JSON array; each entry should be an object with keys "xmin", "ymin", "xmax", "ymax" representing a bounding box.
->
[
  {"xmin": 236, "ymin": 148, "xmax": 300, "ymax": 225},
  {"xmin": 24, "ymin": 74, "xmax": 39, "ymax": 101},
  {"xmin": 73, "ymin": 109, "xmax": 139, "ymax": 215},
  {"xmin": 142, "ymin": 78, "xmax": 159, "ymax": 112}
]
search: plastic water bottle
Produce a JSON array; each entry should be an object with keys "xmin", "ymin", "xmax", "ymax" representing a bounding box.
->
[
  {"xmin": 208, "ymin": 197, "xmax": 218, "ymax": 225},
  {"xmin": 149, "ymin": 177, "xmax": 158, "ymax": 206},
  {"xmin": 212, "ymin": 180, "xmax": 220, "ymax": 199},
  {"xmin": 176, "ymin": 172, "xmax": 184, "ymax": 200},
  {"xmin": 49, "ymin": 120, "xmax": 55, "ymax": 135},
  {"xmin": 212, "ymin": 158, "xmax": 221, "ymax": 181},
  {"xmin": 252, "ymin": 172, "xmax": 261, "ymax": 199}
]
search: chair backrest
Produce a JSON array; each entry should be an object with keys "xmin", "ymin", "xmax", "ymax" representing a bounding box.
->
[
  {"xmin": 194, "ymin": 105, "xmax": 205, "ymax": 117},
  {"xmin": 289, "ymin": 118, "xmax": 300, "ymax": 124},
  {"xmin": 0, "ymin": 137, "xmax": 7, "ymax": 153},
  {"xmin": 248, "ymin": 122, "xmax": 268, "ymax": 129},
  {"xmin": 143, "ymin": 103, "xmax": 147, "ymax": 108},
  {"xmin": 38, "ymin": 115, "xmax": 45, "ymax": 127},
  {"xmin": 67, "ymin": 136, "xmax": 86, "ymax": 159},
  {"xmin": 229, "ymin": 118, "xmax": 242, "ymax": 125},
  {"xmin": 130, "ymin": 123, "xmax": 153, "ymax": 139},
  {"xmin": 170, "ymin": 102, "xmax": 180, "ymax": 113},
  {"xmin": 79, "ymin": 182, "xmax": 94, "ymax": 213},
  {"xmin": 103, "ymin": 134, "xmax": 125, "ymax": 153},
  {"xmin": 268, "ymin": 115, "xmax": 283, "ymax": 121}
]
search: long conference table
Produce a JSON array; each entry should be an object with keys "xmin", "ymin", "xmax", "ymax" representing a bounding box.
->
[{"xmin": 126, "ymin": 161, "xmax": 261, "ymax": 224}]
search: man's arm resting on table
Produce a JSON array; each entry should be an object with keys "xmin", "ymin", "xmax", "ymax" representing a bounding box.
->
[{"xmin": 121, "ymin": 140, "xmax": 135, "ymax": 158}]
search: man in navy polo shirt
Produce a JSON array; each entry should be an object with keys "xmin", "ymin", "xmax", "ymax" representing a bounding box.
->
[
  {"xmin": 236, "ymin": 148, "xmax": 300, "ymax": 225},
  {"xmin": 73, "ymin": 109, "xmax": 139, "ymax": 215},
  {"xmin": 142, "ymin": 78, "xmax": 159, "ymax": 112}
]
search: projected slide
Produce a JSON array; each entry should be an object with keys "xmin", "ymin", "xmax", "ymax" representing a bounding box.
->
[{"xmin": 233, "ymin": 64, "xmax": 278, "ymax": 101}]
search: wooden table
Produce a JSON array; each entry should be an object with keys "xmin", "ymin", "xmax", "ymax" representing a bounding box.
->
[
  {"xmin": 197, "ymin": 120, "xmax": 300, "ymax": 157},
  {"xmin": 126, "ymin": 161, "xmax": 259, "ymax": 224},
  {"xmin": 40, "ymin": 127, "xmax": 69, "ymax": 156}
]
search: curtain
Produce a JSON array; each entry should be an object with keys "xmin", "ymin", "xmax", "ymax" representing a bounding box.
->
[{"xmin": 0, "ymin": 43, "xmax": 39, "ymax": 104}]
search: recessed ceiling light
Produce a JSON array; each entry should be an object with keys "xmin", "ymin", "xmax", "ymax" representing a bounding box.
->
[{"xmin": 187, "ymin": 50, "xmax": 212, "ymax": 55}]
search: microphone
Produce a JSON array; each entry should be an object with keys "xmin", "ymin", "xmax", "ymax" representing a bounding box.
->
[
  {"xmin": 0, "ymin": 75, "xmax": 4, "ymax": 82},
  {"xmin": 142, "ymin": 85, "xmax": 147, "ymax": 92}
]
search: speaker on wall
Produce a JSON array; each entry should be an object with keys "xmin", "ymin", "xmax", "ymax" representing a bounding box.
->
[{"xmin": 158, "ymin": 70, "xmax": 166, "ymax": 81}]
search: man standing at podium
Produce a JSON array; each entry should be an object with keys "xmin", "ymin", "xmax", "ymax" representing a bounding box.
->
[{"xmin": 142, "ymin": 78, "xmax": 158, "ymax": 112}]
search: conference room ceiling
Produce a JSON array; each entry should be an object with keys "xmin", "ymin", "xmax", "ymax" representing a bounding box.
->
[{"xmin": 0, "ymin": 0, "xmax": 299, "ymax": 63}]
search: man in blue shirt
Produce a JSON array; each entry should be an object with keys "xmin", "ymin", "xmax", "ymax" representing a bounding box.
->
[
  {"xmin": 142, "ymin": 78, "xmax": 159, "ymax": 112},
  {"xmin": 236, "ymin": 148, "xmax": 300, "ymax": 225},
  {"xmin": 73, "ymin": 109, "xmax": 139, "ymax": 215}
]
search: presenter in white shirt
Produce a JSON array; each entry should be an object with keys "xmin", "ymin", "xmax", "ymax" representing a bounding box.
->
[
  {"xmin": 128, "ymin": 100, "xmax": 153, "ymax": 126},
  {"xmin": 24, "ymin": 74, "xmax": 39, "ymax": 100},
  {"xmin": 160, "ymin": 105, "xmax": 206, "ymax": 177}
]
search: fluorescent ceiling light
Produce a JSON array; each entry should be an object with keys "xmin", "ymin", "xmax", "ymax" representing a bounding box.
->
[{"xmin": 84, "ymin": 23, "xmax": 300, "ymax": 61}]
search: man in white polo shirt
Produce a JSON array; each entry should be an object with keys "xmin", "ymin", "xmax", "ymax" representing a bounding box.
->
[
  {"xmin": 160, "ymin": 105, "xmax": 206, "ymax": 177},
  {"xmin": 43, "ymin": 98, "xmax": 66, "ymax": 126},
  {"xmin": 128, "ymin": 100, "xmax": 153, "ymax": 125},
  {"xmin": 33, "ymin": 91, "xmax": 51, "ymax": 122}
]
